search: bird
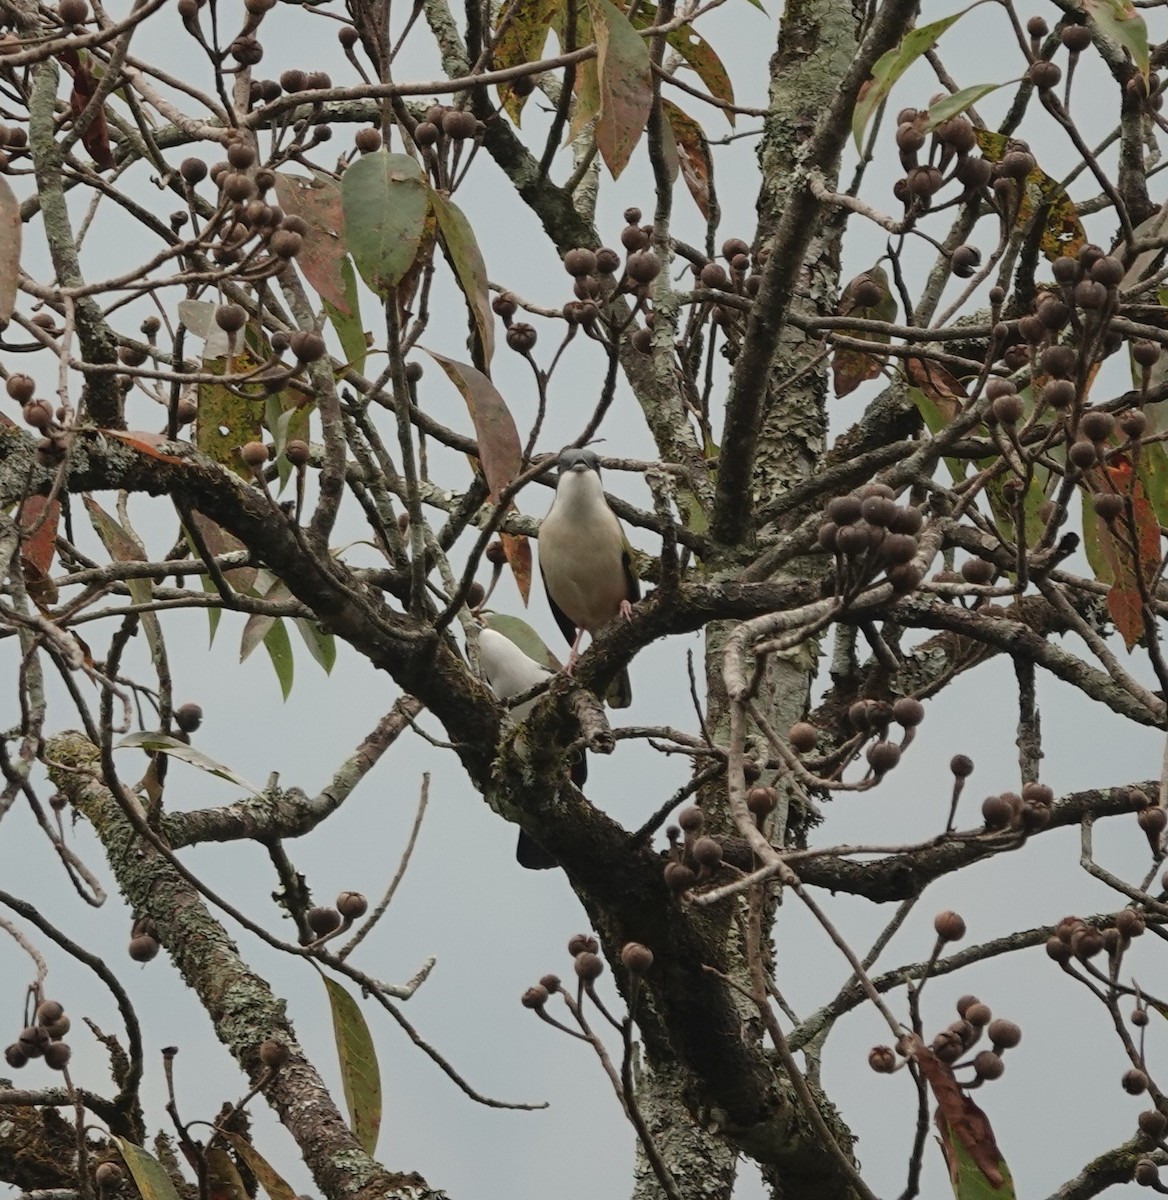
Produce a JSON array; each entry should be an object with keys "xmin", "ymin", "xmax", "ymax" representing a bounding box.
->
[
  {"xmin": 477, "ymin": 625, "xmax": 586, "ymax": 870},
  {"xmin": 538, "ymin": 448, "xmax": 639, "ymax": 708}
]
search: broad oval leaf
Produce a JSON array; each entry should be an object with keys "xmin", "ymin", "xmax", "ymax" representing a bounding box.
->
[
  {"xmin": 585, "ymin": 0, "xmax": 653, "ymax": 177},
  {"xmin": 0, "ymin": 175, "xmax": 21, "ymax": 325},
  {"xmin": 294, "ymin": 616, "xmax": 337, "ymax": 673},
  {"xmin": 424, "ymin": 352, "xmax": 522, "ymax": 499},
  {"xmin": 116, "ymin": 732, "xmax": 263, "ymax": 796},
  {"xmin": 661, "ymin": 100, "xmax": 711, "ymax": 218},
  {"xmin": 114, "ymin": 1138, "xmax": 183, "ymax": 1200},
  {"xmin": 219, "ymin": 1133, "xmax": 299, "ymax": 1200},
  {"xmin": 273, "ymin": 171, "xmax": 353, "ymax": 314},
  {"xmin": 485, "ymin": 613, "xmax": 562, "ymax": 669},
  {"xmin": 322, "ymin": 975, "xmax": 382, "ymax": 1155},
  {"xmin": 342, "ymin": 151, "xmax": 430, "ymax": 297},
  {"xmin": 195, "ymin": 354, "xmax": 263, "ymax": 476},
  {"xmin": 1084, "ymin": 0, "xmax": 1149, "ymax": 79},
  {"xmin": 852, "ymin": 5, "xmax": 976, "ymax": 149},
  {"xmin": 925, "ymin": 82, "xmax": 1005, "ymax": 129},
  {"xmin": 429, "ymin": 189, "xmax": 494, "ymax": 365}
]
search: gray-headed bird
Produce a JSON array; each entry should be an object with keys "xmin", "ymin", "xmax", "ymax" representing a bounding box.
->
[
  {"xmin": 538, "ymin": 448, "xmax": 639, "ymax": 708},
  {"xmin": 477, "ymin": 625, "xmax": 585, "ymax": 870}
]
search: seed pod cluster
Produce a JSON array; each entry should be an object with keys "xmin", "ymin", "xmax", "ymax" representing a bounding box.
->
[
  {"xmin": 891, "ymin": 107, "xmax": 992, "ymax": 218},
  {"xmin": 4, "ymin": 996, "xmax": 72, "ymax": 1072},
  {"xmin": 919, "ymin": 995, "xmax": 1020, "ymax": 1083},
  {"xmin": 818, "ymin": 483, "xmax": 926, "ymax": 597},
  {"xmin": 981, "ymin": 781, "xmax": 1053, "ymax": 832}
]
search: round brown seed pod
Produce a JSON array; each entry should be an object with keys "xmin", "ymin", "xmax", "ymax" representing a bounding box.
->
[
  {"xmin": 789, "ymin": 722, "xmax": 817, "ymax": 752},
  {"xmin": 355, "ymin": 127, "xmax": 382, "ymax": 154},
  {"xmin": 35, "ymin": 999, "xmax": 64, "ymax": 1026},
  {"xmin": 44, "ymin": 1041, "xmax": 70, "ymax": 1070},
  {"xmin": 1029, "ymin": 60, "xmax": 1061, "ymax": 90},
  {"xmin": 988, "ymin": 1018, "xmax": 1021, "ymax": 1048},
  {"xmin": 306, "ymin": 906, "xmax": 342, "ymax": 936},
  {"xmin": 677, "ymin": 804, "xmax": 703, "ymax": 831},
  {"xmin": 285, "ymin": 440, "xmax": 310, "ymax": 467},
  {"xmin": 1116, "ymin": 908, "xmax": 1146, "ymax": 938},
  {"xmin": 94, "ymin": 1162, "xmax": 124, "ymax": 1187},
  {"xmin": 626, "ymin": 250, "xmax": 661, "ymax": 284},
  {"xmin": 241, "ymin": 441, "xmax": 270, "ymax": 469},
  {"xmin": 961, "ymin": 558, "xmax": 995, "ymax": 585},
  {"xmin": 691, "ymin": 836, "xmax": 723, "ymax": 868},
  {"xmin": 1138, "ymin": 1109, "xmax": 1168, "ymax": 1139},
  {"xmin": 620, "ymin": 942, "xmax": 654, "ymax": 973},
  {"xmin": 1094, "ymin": 493, "xmax": 1125, "ymax": 523},
  {"xmin": 869, "ymin": 1045, "xmax": 896, "ymax": 1073},
  {"xmin": 964, "ymin": 1001, "xmax": 992, "ymax": 1027},
  {"xmin": 982, "ymin": 794, "xmax": 1013, "ymax": 829},
  {"xmin": 58, "ymin": 0, "xmax": 88, "ymax": 22},
  {"xmin": 4, "ymin": 1042, "xmax": 28, "ymax": 1068},
  {"xmin": 746, "ymin": 786, "xmax": 777, "ymax": 817},
  {"xmin": 1081, "ymin": 409, "xmax": 1116, "ymax": 443},
  {"xmin": 664, "ymin": 862, "xmax": 697, "ymax": 892},
  {"xmin": 336, "ymin": 890, "xmax": 368, "ymax": 919},
  {"xmin": 1041, "ymin": 344, "xmax": 1077, "ymax": 378},
  {"xmin": 867, "ymin": 741, "xmax": 901, "ymax": 774},
  {"xmin": 1061, "ymin": 23, "xmax": 1091, "ymax": 52},
  {"xmin": 567, "ymin": 933, "xmax": 598, "ymax": 956},
  {"xmin": 521, "ymin": 985, "xmax": 549, "ymax": 1009},
  {"xmin": 129, "ymin": 934, "xmax": 160, "ymax": 962},
  {"xmin": 892, "ymin": 697, "xmax": 924, "ymax": 727},
  {"xmin": 506, "ymin": 323, "xmax": 537, "ymax": 353},
  {"xmin": 259, "ymin": 1039, "xmax": 290, "ymax": 1068},
  {"xmin": 1124, "ymin": 1069, "xmax": 1150, "ymax": 1095},
  {"xmin": 934, "ymin": 910, "xmax": 966, "ymax": 941},
  {"xmin": 950, "ymin": 754, "xmax": 974, "ymax": 778},
  {"xmin": 564, "ymin": 247, "xmax": 598, "ymax": 277},
  {"xmin": 973, "ymin": 1050, "xmax": 1004, "ymax": 1080},
  {"xmin": 288, "ymin": 330, "xmax": 325, "ymax": 362},
  {"xmin": 1135, "ymin": 1159, "xmax": 1161, "ymax": 1186},
  {"xmin": 574, "ymin": 951, "xmax": 604, "ymax": 982}
]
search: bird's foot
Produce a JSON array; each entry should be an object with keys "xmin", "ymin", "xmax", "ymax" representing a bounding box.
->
[
  {"xmin": 565, "ymin": 647, "xmax": 580, "ymax": 675},
  {"xmin": 620, "ymin": 599, "xmax": 634, "ymax": 621}
]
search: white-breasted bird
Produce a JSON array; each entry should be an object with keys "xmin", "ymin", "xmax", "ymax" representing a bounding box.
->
[
  {"xmin": 538, "ymin": 448, "xmax": 639, "ymax": 708},
  {"xmin": 477, "ymin": 625, "xmax": 586, "ymax": 870}
]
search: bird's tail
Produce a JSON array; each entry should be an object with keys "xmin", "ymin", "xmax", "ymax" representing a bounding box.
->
[{"xmin": 605, "ymin": 666, "xmax": 633, "ymax": 709}]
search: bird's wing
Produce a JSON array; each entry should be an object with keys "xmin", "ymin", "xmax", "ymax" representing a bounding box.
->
[
  {"xmin": 540, "ymin": 558, "xmax": 580, "ymax": 645},
  {"xmin": 620, "ymin": 534, "xmax": 641, "ymax": 603}
]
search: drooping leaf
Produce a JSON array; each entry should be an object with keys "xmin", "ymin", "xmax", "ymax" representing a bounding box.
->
[
  {"xmin": 904, "ymin": 357, "xmax": 969, "ymax": 414},
  {"xmin": 908, "ymin": 385, "xmax": 965, "ymax": 484},
  {"xmin": 60, "ymin": 48, "xmax": 115, "ymax": 170},
  {"xmin": 117, "ymin": 732, "xmax": 264, "ymax": 795},
  {"xmin": 195, "ymin": 354, "xmax": 264, "ymax": 476},
  {"xmin": 1091, "ymin": 459, "xmax": 1162, "ymax": 650},
  {"xmin": 832, "ymin": 265, "xmax": 897, "ymax": 397},
  {"xmin": 585, "ymin": 0, "xmax": 653, "ymax": 177},
  {"xmin": 324, "ymin": 256, "xmax": 367, "ymax": 373},
  {"xmin": 203, "ymin": 1147, "xmax": 249, "ymax": 1200},
  {"xmin": 852, "ymin": 7, "xmax": 976, "ymax": 149},
  {"xmin": 114, "ymin": 1139, "xmax": 183, "ymax": 1200},
  {"xmin": 493, "ymin": 0, "xmax": 560, "ymax": 122},
  {"xmin": 568, "ymin": 58, "xmax": 602, "ymax": 144},
  {"xmin": 975, "ymin": 131, "xmax": 1086, "ymax": 261},
  {"xmin": 219, "ymin": 1134, "xmax": 298, "ymax": 1200},
  {"xmin": 1084, "ymin": 0, "xmax": 1149, "ymax": 79},
  {"xmin": 273, "ymin": 171, "xmax": 353, "ymax": 315},
  {"xmin": 924, "ymin": 82, "xmax": 1005, "ymax": 129},
  {"xmin": 629, "ymin": 7, "xmax": 735, "ymax": 126},
  {"xmin": 424, "ymin": 352, "xmax": 522, "ymax": 498},
  {"xmin": 294, "ymin": 616, "xmax": 337, "ymax": 673},
  {"xmin": 428, "ymin": 189, "xmax": 495, "ymax": 365},
  {"xmin": 485, "ymin": 613, "xmax": 563, "ymax": 669},
  {"xmin": 322, "ymin": 976, "xmax": 382, "ymax": 1156},
  {"xmin": 661, "ymin": 100, "xmax": 712, "ymax": 218},
  {"xmin": 937, "ymin": 1108, "xmax": 1017, "ymax": 1200},
  {"xmin": 84, "ymin": 496, "xmax": 163, "ymax": 665},
  {"xmin": 341, "ymin": 151, "xmax": 430, "ymax": 297},
  {"xmin": 913, "ymin": 1040, "xmax": 1013, "ymax": 1193},
  {"xmin": 19, "ymin": 495, "xmax": 59, "ymax": 605},
  {"xmin": 264, "ymin": 617, "xmax": 294, "ymax": 699},
  {"xmin": 501, "ymin": 531, "xmax": 533, "ymax": 607},
  {"xmin": 0, "ymin": 175, "xmax": 21, "ymax": 325}
]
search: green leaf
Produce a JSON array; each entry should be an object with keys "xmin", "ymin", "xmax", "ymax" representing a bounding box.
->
[
  {"xmin": 661, "ymin": 101, "xmax": 712, "ymax": 218},
  {"xmin": 341, "ymin": 151, "xmax": 430, "ymax": 297},
  {"xmin": 493, "ymin": 0, "xmax": 560, "ymax": 122},
  {"xmin": 84, "ymin": 496, "xmax": 163, "ymax": 666},
  {"xmin": 204, "ymin": 1147, "xmax": 249, "ymax": 1200},
  {"xmin": 322, "ymin": 976, "xmax": 382, "ymax": 1156},
  {"xmin": 324, "ymin": 256, "xmax": 366, "ymax": 373},
  {"xmin": 114, "ymin": 1139, "xmax": 183, "ymax": 1200},
  {"xmin": 195, "ymin": 353, "xmax": 263, "ymax": 476},
  {"xmin": 925, "ymin": 82, "xmax": 1005, "ymax": 128},
  {"xmin": 485, "ymin": 613, "xmax": 563, "ymax": 670},
  {"xmin": 1084, "ymin": 0, "xmax": 1149, "ymax": 79},
  {"xmin": 907, "ymin": 386, "xmax": 965, "ymax": 484},
  {"xmin": 424, "ymin": 352, "xmax": 522, "ymax": 500},
  {"xmin": 939, "ymin": 1118, "xmax": 1016, "ymax": 1200},
  {"xmin": 852, "ymin": 6, "xmax": 977, "ymax": 149},
  {"xmin": 294, "ymin": 616, "xmax": 337, "ymax": 673},
  {"xmin": 0, "ymin": 175, "xmax": 21, "ymax": 326},
  {"xmin": 428, "ymin": 189, "xmax": 494, "ymax": 365},
  {"xmin": 219, "ymin": 1133, "xmax": 299, "ymax": 1200},
  {"xmin": 264, "ymin": 617, "xmax": 294, "ymax": 700},
  {"xmin": 568, "ymin": 58, "xmax": 602, "ymax": 143},
  {"xmin": 585, "ymin": 0, "xmax": 653, "ymax": 177},
  {"xmin": 116, "ymin": 733, "xmax": 263, "ymax": 795}
]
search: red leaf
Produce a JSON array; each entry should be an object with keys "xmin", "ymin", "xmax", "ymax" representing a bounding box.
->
[
  {"xmin": 60, "ymin": 49, "xmax": 115, "ymax": 171},
  {"xmin": 904, "ymin": 356, "xmax": 968, "ymax": 420},
  {"xmin": 585, "ymin": 0, "xmax": 653, "ymax": 177},
  {"xmin": 1094, "ymin": 458, "xmax": 1162, "ymax": 650},
  {"xmin": 661, "ymin": 100, "xmax": 711, "ymax": 219},
  {"xmin": 272, "ymin": 172, "xmax": 352, "ymax": 315},
  {"xmin": 913, "ymin": 1039, "xmax": 1007, "ymax": 1188},
  {"xmin": 20, "ymin": 495, "xmax": 59, "ymax": 605},
  {"xmin": 501, "ymin": 532, "xmax": 532, "ymax": 606},
  {"xmin": 102, "ymin": 428, "xmax": 188, "ymax": 465}
]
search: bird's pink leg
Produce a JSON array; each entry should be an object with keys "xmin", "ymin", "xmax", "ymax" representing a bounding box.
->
[
  {"xmin": 620, "ymin": 599, "xmax": 634, "ymax": 620},
  {"xmin": 565, "ymin": 628, "xmax": 586, "ymax": 674}
]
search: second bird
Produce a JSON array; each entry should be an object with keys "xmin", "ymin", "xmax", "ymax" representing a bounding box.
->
[{"xmin": 538, "ymin": 448, "xmax": 639, "ymax": 707}]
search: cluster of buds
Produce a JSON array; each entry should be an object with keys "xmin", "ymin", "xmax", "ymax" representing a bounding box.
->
[
  {"xmin": 1046, "ymin": 907, "xmax": 1145, "ymax": 967},
  {"xmin": 817, "ymin": 484, "xmax": 926, "ymax": 597},
  {"xmin": 870, "ymin": 993, "xmax": 1021, "ymax": 1086},
  {"xmin": 304, "ymin": 889, "xmax": 369, "ymax": 946},
  {"xmin": 892, "ymin": 107, "xmax": 993, "ymax": 229},
  {"xmin": 7, "ymin": 373, "xmax": 72, "ymax": 468},
  {"xmin": 661, "ymin": 804, "xmax": 753, "ymax": 894},
  {"xmin": 412, "ymin": 103, "xmax": 484, "ymax": 192},
  {"xmin": 981, "ymin": 780, "xmax": 1054, "ymax": 833},
  {"xmin": 4, "ymin": 996, "xmax": 73, "ymax": 1071}
]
